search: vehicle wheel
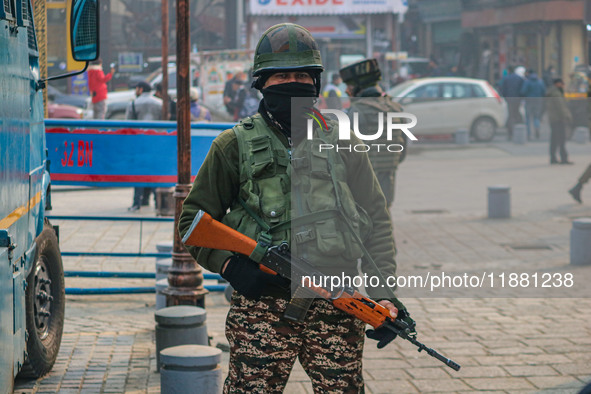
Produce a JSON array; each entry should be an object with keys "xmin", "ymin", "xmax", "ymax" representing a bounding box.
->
[
  {"xmin": 471, "ymin": 116, "xmax": 497, "ymax": 142},
  {"xmin": 108, "ymin": 111, "xmax": 126, "ymax": 120},
  {"xmin": 18, "ymin": 220, "xmax": 65, "ymax": 378}
]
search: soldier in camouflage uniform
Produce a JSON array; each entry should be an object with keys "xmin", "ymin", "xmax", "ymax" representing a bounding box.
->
[
  {"xmin": 180, "ymin": 23, "xmax": 401, "ymax": 393},
  {"xmin": 339, "ymin": 59, "xmax": 407, "ymax": 208}
]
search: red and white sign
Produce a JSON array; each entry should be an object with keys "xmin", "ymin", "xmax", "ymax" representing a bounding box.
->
[{"xmin": 249, "ymin": 0, "xmax": 407, "ymax": 15}]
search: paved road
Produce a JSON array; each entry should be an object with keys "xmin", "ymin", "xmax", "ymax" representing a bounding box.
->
[{"xmin": 14, "ymin": 135, "xmax": 591, "ymax": 393}]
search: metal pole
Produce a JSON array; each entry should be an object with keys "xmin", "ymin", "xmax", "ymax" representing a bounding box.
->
[
  {"xmin": 161, "ymin": 0, "xmax": 169, "ymax": 120},
  {"xmin": 163, "ymin": 0, "xmax": 207, "ymax": 307},
  {"xmin": 366, "ymin": 14, "xmax": 373, "ymax": 59}
]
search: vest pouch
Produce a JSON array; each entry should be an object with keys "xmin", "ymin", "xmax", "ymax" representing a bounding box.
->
[
  {"xmin": 249, "ymin": 135, "xmax": 275, "ymax": 178},
  {"xmin": 257, "ymin": 177, "xmax": 289, "ymax": 242},
  {"xmin": 314, "ymin": 218, "xmax": 347, "ymax": 258}
]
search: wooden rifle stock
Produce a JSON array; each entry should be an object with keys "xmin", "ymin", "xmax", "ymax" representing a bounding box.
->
[{"xmin": 182, "ymin": 210, "xmax": 276, "ymax": 275}]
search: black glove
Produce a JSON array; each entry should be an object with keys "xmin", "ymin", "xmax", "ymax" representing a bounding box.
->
[
  {"xmin": 366, "ymin": 326, "xmax": 397, "ymax": 349},
  {"xmin": 366, "ymin": 308, "xmax": 416, "ymax": 349},
  {"xmin": 221, "ymin": 255, "xmax": 290, "ymax": 300}
]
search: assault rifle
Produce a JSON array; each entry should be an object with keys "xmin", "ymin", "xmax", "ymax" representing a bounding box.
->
[{"xmin": 182, "ymin": 210, "xmax": 461, "ymax": 371}]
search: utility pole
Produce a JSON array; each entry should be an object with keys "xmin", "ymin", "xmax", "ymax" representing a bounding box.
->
[
  {"xmin": 163, "ymin": 0, "xmax": 207, "ymax": 307},
  {"xmin": 161, "ymin": 0, "xmax": 169, "ymax": 121}
]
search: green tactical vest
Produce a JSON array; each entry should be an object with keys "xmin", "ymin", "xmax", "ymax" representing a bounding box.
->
[
  {"xmin": 349, "ymin": 96, "xmax": 405, "ymax": 172},
  {"xmin": 221, "ymin": 113, "xmax": 373, "ymax": 268}
]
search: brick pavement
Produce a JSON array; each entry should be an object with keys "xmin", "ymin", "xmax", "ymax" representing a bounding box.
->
[{"xmin": 13, "ymin": 137, "xmax": 591, "ymax": 393}]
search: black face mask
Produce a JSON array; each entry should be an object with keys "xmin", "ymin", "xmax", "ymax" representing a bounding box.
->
[{"xmin": 261, "ymin": 82, "xmax": 317, "ymax": 136}]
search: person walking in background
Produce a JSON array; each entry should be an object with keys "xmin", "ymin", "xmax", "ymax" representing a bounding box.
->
[
  {"xmin": 126, "ymin": 81, "xmax": 163, "ymax": 211},
  {"xmin": 322, "ymin": 73, "xmax": 343, "ymax": 109},
  {"xmin": 546, "ymin": 78, "xmax": 573, "ymax": 165},
  {"xmin": 568, "ymin": 164, "xmax": 591, "ymax": 203},
  {"xmin": 233, "ymin": 77, "xmax": 260, "ymax": 121},
  {"xmin": 155, "ymin": 82, "xmax": 176, "ymax": 120},
  {"xmin": 189, "ymin": 87, "xmax": 211, "ymax": 122},
  {"xmin": 87, "ymin": 59, "xmax": 115, "ymax": 119},
  {"xmin": 568, "ymin": 84, "xmax": 591, "ymax": 202},
  {"xmin": 500, "ymin": 66, "xmax": 524, "ymax": 140},
  {"xmin": 520, "ymin": 69, "xmax": 546, "ymax": 140},
  {"xmin": 223, "ymin": 71, "xmax": 247, "ymax": 118}
]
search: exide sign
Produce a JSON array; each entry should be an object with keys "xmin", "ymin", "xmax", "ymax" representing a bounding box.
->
[
  {"xmin": 251, "ymin": 0, "xmax": 406, "ymax": 15},
  {"xmin": 275, "ymin": 0, "xmax": 344, "ymax": 4}
]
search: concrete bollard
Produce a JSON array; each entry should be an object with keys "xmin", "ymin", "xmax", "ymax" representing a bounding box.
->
[
  {"xmin": 160, "ymin": 345, "xmax": 222, "ymax": 394},
  {"xmin": 155, "ymin": 306, "xmax": 209, "ymax": 371},
  {"xmin": 572, "ymin": 127, "xmax": 589, "ymax": 144},
  {"xmin": 156, "ymin": 241, "xmax": 173, "ymax": 260},
  {"xmin": 512, "ymin": 124, "xmax": 527, "ymax": 144},
  {"xmin": 156, "ymin": 258, "xmax": 173, "ymax": 281},
  {"xmin": 455, "ymin": 128, "xmax": 469, "ymax": 145},
  {"xmin": 570, "ymin": 218, "xmax": 591, "ymax": 265},
  {"xmin": 488, "ymin": 186, "xmax": 511, "ymax": 219},
  {"xmin": 156, "ymin": 278, "xmax": 169, "ymax": 310}
]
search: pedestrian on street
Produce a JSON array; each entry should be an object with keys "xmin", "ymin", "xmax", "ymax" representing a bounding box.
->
[
  {"xmin": 223, "ymin": 72, "xmax": 247, "ymax": 118},
  {"xmin": 87, "ymin": 58, "xmax": 115, "ymax": 119},
  {"xmin": 155, "ymin": 82, "xmax": 176, "ymax": 120},
  {"xmin": 520, "ymin": 69, "xmax": 546, "ymax": 139},
  {"xmin": 126, "ymin": 81, "xmax": 163, "ymax": 211},
  {"xmin": 568, "ymin": 86, "xmax": 591, "ymax": 202},
  {"xmin": 546, "ymin": 78, "xmax": 573, "ymax": 165},
  {"xmin": 189, "ymin": 87, "xmax": 211, "ymax": 122},
  {"xmin": 179, "ymin": 23, "xmax": 407, "ymax": 393},
  {"xmin": 340, "ymin": 58, "xmax": 406, "ymax": 208},
  {"xmin": 568, "ymin": 164, "xmax": 591, "ymax": 203},
  {"xmin": 322, "ymin": 73, "xmax": 343, "ymax": 109},
  {"xmin": 499, "ymin": 66, "xmax": 524, "ymax": 140}
]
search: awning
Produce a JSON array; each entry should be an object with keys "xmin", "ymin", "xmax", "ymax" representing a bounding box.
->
[{"xmin": 248, "ymin": 0, "xmax": 408, "ymax": 16}]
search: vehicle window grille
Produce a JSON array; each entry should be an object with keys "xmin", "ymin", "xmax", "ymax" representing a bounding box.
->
[
  {"xmin": 4, "ymin": 0, "xmax": 12, "ymax": 17},
  {"xmin": 74, "ymin": 1, "xmax": 97, "ymax": 50},
  {"xmin": 26, "ymin": 1, "xmax": 36, "ymax": 51},
  {"xmin": 20, "ymin": 0, "xmax": 27, "ymax": 23}
]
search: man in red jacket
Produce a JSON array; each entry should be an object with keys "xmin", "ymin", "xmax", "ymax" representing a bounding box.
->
[{"xmin": 87, "ymin": 59, "xmax": 115, "ymax": 119}]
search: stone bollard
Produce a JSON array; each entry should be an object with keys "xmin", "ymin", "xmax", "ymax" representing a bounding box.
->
[
  {"xmin": 160, "ymin": 345, "xmax": 222, "ymax": 394},
  {"xmin": 156, "ymin": 187, "xmax": 176, "ymax": 216},
  {"xmin": 572, "ymin": 127, "xmax": 589, "ymax": 144},
  {"xmin": 570, "ymin": 218, "xmax": 591, "ymax": 265},
  {"xmin": 155, "ymin": 306, "xmax": 209, "ymax": 371},
  {"xmin": 512, "ymin": 124, "xmax": 527, "ymax": 144},
  {"xmin": 156, "ymin": 258, "xmax": 173, "ymax": 281},
  {"xmin": 488, "ymin": 186, "xmax": 511, "ymax": 219},
  {"xmin": 156, "ymin": 278, "xmax": 169, "ymax": 310},
  {"xmin": 455, "ymin": 128, "xmax": 469, "ymax": 145},
  {"xmin": 156, "ymin": 241, "xmax": 173, "ymax": 260}
]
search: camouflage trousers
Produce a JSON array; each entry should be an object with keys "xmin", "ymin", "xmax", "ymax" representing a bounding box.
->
[{"xmin": 224, "ymin": 293, "xmax": 366, "ymax": 394}]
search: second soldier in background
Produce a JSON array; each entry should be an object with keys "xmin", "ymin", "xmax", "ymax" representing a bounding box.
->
[{"xmin": 340, "ymin": 59, "xmax": 407, "ymax": 208}]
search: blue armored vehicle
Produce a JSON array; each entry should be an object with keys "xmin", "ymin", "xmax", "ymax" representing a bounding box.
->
[{"xmin": 0, "ymin": 0, "xmax": 98, "ymax": 391}]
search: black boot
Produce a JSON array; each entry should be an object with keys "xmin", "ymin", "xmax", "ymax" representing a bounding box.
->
[{"xmin": 569, "ymin": 183, "xmax": 583, "ymax": 203}]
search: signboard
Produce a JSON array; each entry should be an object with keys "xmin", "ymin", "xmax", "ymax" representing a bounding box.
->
[
  {"xmin": 249, "ymin": 0, "xmax": 408, "ymax": 15},
  {"xmin": 199, "ymin": 50, "xmax": 253, "ymax": 111},
  {"xmin": 118, "ymin": 52, "xmax": 144, "ymax": 73},
  {"xmin": 45, "ymin": 125, "xmax": 223, "ymax": 187}
]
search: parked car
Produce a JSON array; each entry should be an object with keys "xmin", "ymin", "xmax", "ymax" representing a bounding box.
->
[
  {"xmin": 83, "ymin": 63, "xmax": 200, "ymax": 119},
  {"xmin": 387, "ymin": 77, "xmax": 507, "ymax": 142},
  {"xmin": 48, "ymin": 102, "xmax": 83, "ymax": 119},
  {"xmin": 47, "ymin": 84, "xmax": 88, "ymax": 108}
]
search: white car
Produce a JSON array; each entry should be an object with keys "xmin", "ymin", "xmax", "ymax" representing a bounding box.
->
[{"xmin": 387, "ymin": 77, "xmax": 507, "ymax": 142}]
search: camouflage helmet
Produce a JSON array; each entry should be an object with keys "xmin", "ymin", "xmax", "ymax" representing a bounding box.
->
[
  {"xmin": 253, "ymin": 23, "xmax": 324, "ymax": 77},
  {"xmin": 339, "ymin": 58, "xmax": 381, "ymax": 94}
]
